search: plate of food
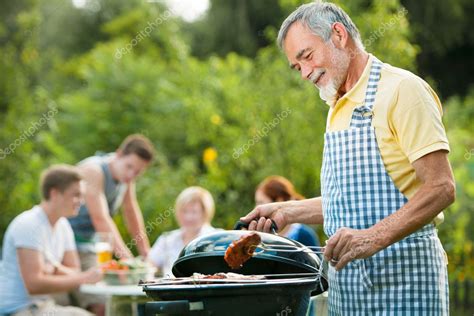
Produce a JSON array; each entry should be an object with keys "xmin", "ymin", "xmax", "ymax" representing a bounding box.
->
[{"xmin": 101, "ymin": 257, "xmax": 156, "ymax": 285}]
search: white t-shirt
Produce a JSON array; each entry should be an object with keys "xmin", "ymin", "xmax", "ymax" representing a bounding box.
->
[
  {"xmin": 148, "ymin": 224, "xmax": 218, "ymax": 277},
  {"xmin": 0, "ymin": 205, "xmax": 76, "ymax": 314}
]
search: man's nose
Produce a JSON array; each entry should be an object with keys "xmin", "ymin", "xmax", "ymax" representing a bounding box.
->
[{"xmin": 301, "ymin": 64, "xmax": 313, "ymax": 81}]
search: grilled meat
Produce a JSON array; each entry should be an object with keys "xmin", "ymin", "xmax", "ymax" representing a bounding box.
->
[{"xmin": 224, "ymin": 232, "xmax": 261, "ymax": 269}]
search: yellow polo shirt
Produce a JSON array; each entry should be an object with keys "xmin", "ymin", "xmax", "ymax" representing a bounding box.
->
[{"xmin": 326, "ymin": 55, "xmax": 450, "ymax": 223}]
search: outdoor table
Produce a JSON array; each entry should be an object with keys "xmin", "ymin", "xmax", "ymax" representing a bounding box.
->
[{"xmin": 80, "ymin": 282, "xmax": 149, "ymax": 316}]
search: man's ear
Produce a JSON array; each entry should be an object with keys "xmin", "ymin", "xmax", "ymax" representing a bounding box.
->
[
  {"xmin": 331, "ymin": 22, "xmax": 349, "ymax": 48},
  {"xmin": 49, "ymin": 188, "xmax": 60, "ymax": 200}
]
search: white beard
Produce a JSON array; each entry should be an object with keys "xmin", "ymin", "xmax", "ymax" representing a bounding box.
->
[
  {"xmin": 319, "ymin": 80, "xmax": 338, "ymax": 106},
  {"xmin": 314, "ymin": 41, "xmax": 350, "ymax": 107}
]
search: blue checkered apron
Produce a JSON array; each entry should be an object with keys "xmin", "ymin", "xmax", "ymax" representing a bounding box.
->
[{"xmin": 320, "ymin": 58, "xmax": 449, "ymax": 315}]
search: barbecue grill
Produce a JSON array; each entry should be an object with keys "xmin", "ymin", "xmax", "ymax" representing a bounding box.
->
[{"xmin": 141, "ymin": 225, "xmax": 328, "ymax": 315}]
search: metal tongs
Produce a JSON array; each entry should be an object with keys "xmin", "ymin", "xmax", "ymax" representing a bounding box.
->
[
  {"xmin": 233, "ymin": 220, "xmax": 325, "ymax": 254},
  {"xmin": 233, "ymin": 220, "xmax": 329, "ymax": 290}
]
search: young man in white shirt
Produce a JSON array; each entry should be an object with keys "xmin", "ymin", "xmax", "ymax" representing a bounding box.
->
[{"xmin": 0, "ymin": 165, "xmax": 102, "ymax": 316}]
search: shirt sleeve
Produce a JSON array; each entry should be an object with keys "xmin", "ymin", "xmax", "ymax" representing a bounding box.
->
[
  {"xmin": 390, "ymin": 76, "xmax": 450, "ymax": 163},
  {"xmin": 11, "ymin": 219, "xmax": 43, "ymax": 251}
]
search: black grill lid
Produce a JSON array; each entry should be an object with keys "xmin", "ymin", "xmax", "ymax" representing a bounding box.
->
[{"xmin": 172, "ymin": 230, "xmax": 322, "ymax": 277}]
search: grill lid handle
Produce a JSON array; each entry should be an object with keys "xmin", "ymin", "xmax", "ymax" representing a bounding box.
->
[{"xmin": 233, "ymin": 220, "xmax": 279, "ymax": 234}]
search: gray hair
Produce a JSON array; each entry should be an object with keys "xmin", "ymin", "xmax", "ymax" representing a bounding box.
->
[{"xmin": 277, "ymin": 1, "xmax": 364, "ymax": 50}]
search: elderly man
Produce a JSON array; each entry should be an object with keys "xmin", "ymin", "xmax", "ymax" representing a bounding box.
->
[{"xmin": 241, "ymin": 2, "xmax": 454, "ymax": 314}]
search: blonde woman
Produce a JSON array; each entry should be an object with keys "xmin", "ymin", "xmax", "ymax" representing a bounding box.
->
[{"xmin": 148, "ymin": 187, "xmax": 218, "ymax": 277}]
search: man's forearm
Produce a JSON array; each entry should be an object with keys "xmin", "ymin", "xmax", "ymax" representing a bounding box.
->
[
  {"xmin": 54, "ymin": 264, "xmax": 80, "ymax": 276},
  {"xmin": 133, "ymin": 229, "xmax": 150, "ymax": 258},
  {"xmin": 123, "ymin": 205, "xmax": 150, "ymax": 257},
  {"xmin": 136, "ymin": 234, "xmax": 150, "ymax": 257},
  {"xmin": 27, "ymin": 273, "xmax": 85, "ymax": 295},
  {"xmin": 370, "ymin": 181, "xmax": 455, "ymax": 249},
  {"xmin": 285, "ymin": 197, "xmax": 324, "ymax": 225}
]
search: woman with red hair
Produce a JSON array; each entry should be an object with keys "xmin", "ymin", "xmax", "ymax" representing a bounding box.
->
[{"xmin": 255, "ymin": 176, "xmax": 320, "ymax": 247}]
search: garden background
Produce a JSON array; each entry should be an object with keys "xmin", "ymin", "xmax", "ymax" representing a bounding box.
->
[{"xmin": 1, "ymin": 0, "xmax": 473, "ymax": 312}]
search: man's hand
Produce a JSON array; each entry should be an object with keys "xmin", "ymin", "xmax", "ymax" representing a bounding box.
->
[
  {"xmin": 80, "ymin": 267, "xmax": 103, "ymax": 285},
  {"xmin": 240, "ymin": 202, "xmax": 289, "ymax": 233},
  {"xmin": 324, "ymin": 227, "xmax": 384, "ymax": 271},
  {"xmin": 240, "ymin": 197, "xmax": 324, "ymax": 233}
]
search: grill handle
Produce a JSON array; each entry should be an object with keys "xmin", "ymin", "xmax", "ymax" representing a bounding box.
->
[
  {"xmin": 233, "ymin": 220, "xmax": 278, "ymax": 233},
  {"xmin": 145, "ymin": 300, "xmax": 201, "ymax": 315}
]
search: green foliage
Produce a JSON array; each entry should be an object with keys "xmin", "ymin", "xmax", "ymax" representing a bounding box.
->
[
  {"xmin": 185, "ymin": 0, "xmax": 287, "ymax": 58},
  {"xmin": 439, "ymin": 89, "xmax": 474, "ymax": 281},
  {"xmin": 401, "ymin": 0, "xmax": 474, "ymax": 97}
]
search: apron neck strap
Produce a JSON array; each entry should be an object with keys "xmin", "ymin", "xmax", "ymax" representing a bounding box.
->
[
  {"xmin": 350, "ymin": 58, "xmax": 383, "ymax": 128},
  {"xmin": 363, "ymin": 58, "xmax": 382, "ymax": 110}
]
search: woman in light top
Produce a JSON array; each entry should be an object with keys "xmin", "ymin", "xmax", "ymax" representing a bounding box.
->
[
  {"xmin": 148, "ymin": 186, "xmax": 218, "ymax": 277},
  {"xmin": 255, "ymin": 176, "xmax": 320, "ymax": 247}
]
